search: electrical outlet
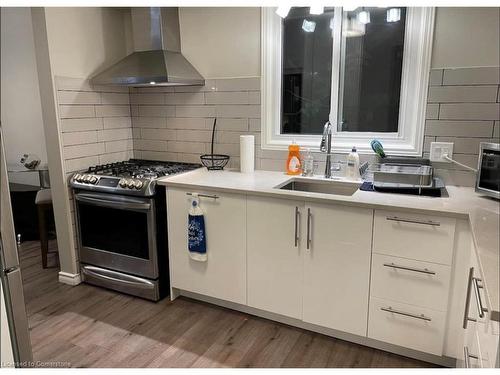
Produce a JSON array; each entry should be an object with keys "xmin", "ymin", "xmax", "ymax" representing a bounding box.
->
[{"xmin": 430, "ymin": 142, "xmax": 454, "ymax": 162}]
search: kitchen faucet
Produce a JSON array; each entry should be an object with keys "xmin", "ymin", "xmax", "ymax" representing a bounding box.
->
[{"xmin": 320, "ymin": 121, "xmax": 333, "ymax": 178}]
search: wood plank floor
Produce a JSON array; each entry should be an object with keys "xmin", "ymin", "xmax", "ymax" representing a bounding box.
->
[{"xmin": 19, "ymin": 240, "xmax": 436, "ymax": 368}]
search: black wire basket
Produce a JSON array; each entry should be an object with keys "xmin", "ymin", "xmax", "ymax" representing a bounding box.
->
[{"xmin": 200, "ymin": 118, "xmax": 230, "ymax": 170}]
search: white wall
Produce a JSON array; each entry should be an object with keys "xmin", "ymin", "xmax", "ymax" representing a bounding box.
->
[
  {"xmin": 179, "ymin": 7, "xmax": 260, "ymax": 79},
  {"xmin": 44, "ymin": 7, "xmax": 129, "ymax": 78},
  {"xmin": 1, "ymin": 8, "xmax": 47, "ymax": 186},
  {"xmin": 431, "ymin": 7, "xmax": 500, "ymax": 68}
]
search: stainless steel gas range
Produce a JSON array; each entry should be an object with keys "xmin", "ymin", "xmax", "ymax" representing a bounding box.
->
[{"xmin": 69, "ymin": 159, "xmax": 200, "ymax": 301}]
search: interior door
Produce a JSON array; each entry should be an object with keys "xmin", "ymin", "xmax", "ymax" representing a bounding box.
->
[
  {"xmin": 0, "ymin": 124, "xmax": 33, "ymax": 364},
  {"xmin": 302, "ymin": 202, "xmax": 373, "ymax": 336},
  {"xmin": 247, "ymin": 195, "xmax": 304, "ymax": 319}
]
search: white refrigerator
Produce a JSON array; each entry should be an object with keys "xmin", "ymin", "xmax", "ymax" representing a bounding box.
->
[{"xmin": 0, "ymin": 124, "xmax": 32, "ymax": 366}]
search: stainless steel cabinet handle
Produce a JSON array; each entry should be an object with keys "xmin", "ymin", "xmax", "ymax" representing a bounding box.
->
[
  {"xmin": 464, "ymin": 346, "xmax": 478, "ymax": 368},
  {"xmin": 381, "ymin": 306, "xmax": 432, "ymax": 321},
  {"xmin": 306, "ymin": 208, "xmax": 312, "ymax": 250},
  {"xmin": 294, "ymin": 206, "xmax": 300, "ymax": 247},
  {"xmin": 472, "ymin": 277, "xmax": 488, "ymax": 318},
  {"xmin": 186, "ymin": 192, "xmax": 219, "ymax": 200},
  {"xmin": 386, "ymin": 216, "xmax": 440, "ymax": 226},
  {"xmin": 463, "ymin": 267, "xmax": 477, "ymax": 329},
  {"xmin": 383, "ymin": 262, "xmax": 436, "ymax": 275}
]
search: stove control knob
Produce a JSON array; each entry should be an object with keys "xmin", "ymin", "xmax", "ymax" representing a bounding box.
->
[
  {"xmin": 126, "ymin": 180, "xmax": 136, "ymax": 189},
  {"xmin": 73, "ymin": 174, "xmax": 81, "ymax": 182},
  {"xmin": 89, "ymin": 176, "xmax": 98, "ymax": 184},
  {"xmin": 119, "ymin": 179, "xmax": 127, "ymax": 188},
  {"xmin": 83, "ymin": 175, "xmax": 91, "ymax": 183},
  {"xmin": 134, "ymin": 180, "xmax": 143, "ymax": 189}
]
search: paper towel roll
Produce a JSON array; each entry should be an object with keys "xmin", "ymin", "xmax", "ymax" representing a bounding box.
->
[{"xmin": 240, "ymin": 135, "xmax": 255, "ymax": 173}]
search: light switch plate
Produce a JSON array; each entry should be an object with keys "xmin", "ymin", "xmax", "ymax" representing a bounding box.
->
[{"xmin": 430, "ymin": 142, "xmax": 454, "ymax": 162}]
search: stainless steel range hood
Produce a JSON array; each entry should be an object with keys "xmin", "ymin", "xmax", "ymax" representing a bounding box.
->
[{"xmin": 91, "ymin": 7, "xmax": 204, "ymax": 87}]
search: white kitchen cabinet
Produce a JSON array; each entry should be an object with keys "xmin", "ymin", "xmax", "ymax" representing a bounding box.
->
[
  {"xmin": 247, "ymin": 196, "xmax": 304, "ymax": 319},
  {"xmin": 167, "ymin": 187, "xmax": 247, "ymax": 304},
  {"xmin": 302, "ymin": 202, "xmax": 372, "ymax": 336}
]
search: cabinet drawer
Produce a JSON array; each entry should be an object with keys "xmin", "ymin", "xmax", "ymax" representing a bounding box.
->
[
  {"xmin": 373, "ymin": 210, "xmax": 456, "ymax": 265},
  {"xmin": 368, "ymin": 297, "xmax": 446, "ymax": 355},
  {"xmin": 371, "ymin": 254, "xmax": 451, "ymax": 311}
]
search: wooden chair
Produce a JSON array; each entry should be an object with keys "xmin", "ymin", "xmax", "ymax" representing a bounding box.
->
[{"xmin": 35, "ymin": 188, "xmax": 56, "ymax": 268}]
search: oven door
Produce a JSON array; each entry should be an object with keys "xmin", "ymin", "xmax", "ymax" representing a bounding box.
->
[{"xmin": 75, "ymin": 191, "xmax": 158, "ymax": 279}]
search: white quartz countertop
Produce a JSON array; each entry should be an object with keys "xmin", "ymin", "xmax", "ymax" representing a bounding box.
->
[{"xmin": 158, "ymin": 168, "xmax": 499, "ymax": 319}]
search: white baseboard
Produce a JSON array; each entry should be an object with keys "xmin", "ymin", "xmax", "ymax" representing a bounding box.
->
[{"xmin": 58, "ymin": 271, "xmax": 81, "ymax": 286}]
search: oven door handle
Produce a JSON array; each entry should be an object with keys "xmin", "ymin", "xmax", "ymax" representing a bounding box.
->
[
  {"xmin": 75, "ymin": 193, "xmax": 151, "ymax": 211},
  {"xmin": 82, "ymin": 266, "xmax": 155, "ymax": 290}
]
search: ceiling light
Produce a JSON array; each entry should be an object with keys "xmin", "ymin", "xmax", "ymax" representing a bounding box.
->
[
  {"xmin": 387, "ymin": 8, "xmax": 401, "ymax": 22},
  {"xmin": 276, "ymin": 6, "xmax": 291, "ymax": 18},
  {"xmin": 310, "ymin": 6, "xmax": 324, "ymax": 15},
  {"xmin": 302, "ymin": 19, "xmax": 316, "ymax": 33},
  {"xmin": 358, "ymin": 10, "xmax": 370, "ymax": 25}
]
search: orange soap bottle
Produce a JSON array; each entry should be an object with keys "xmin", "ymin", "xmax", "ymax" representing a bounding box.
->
[{"xmin": 286, "ymin": 141, "xmax": 302, "ymax": 175}]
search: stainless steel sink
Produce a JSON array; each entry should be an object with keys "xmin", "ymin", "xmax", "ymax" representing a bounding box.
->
[{"xmin": 276, "ymin": 179, "xmax": 360, "ymax": 196}]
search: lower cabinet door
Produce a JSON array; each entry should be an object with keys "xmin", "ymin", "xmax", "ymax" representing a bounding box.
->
[
  {"xmin": 368, "ymin": 297, "xmax": 447, "ymax": 356},
  {"xmin": 167, "ymin": 188, "xmax": 247, "ymax": 304},
  {"xmin": 302, "ymin": 202, "xmax": 373, "ymax": 336},
  {"xmin": 247, "ymin": 196, "xmax": 304, "ymax": 319}
]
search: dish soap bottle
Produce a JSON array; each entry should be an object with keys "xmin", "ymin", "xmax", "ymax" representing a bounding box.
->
[
  {"xmin": 286, "ymin": 141, "xmax": 302, "ymax": 175},
  {"xmin": 302, "ymin": 148, "xmax": 314, "ymax": 177},
  {"xmin": 346, "ymin": 146, "xmax": 360, "ymax": 180}
]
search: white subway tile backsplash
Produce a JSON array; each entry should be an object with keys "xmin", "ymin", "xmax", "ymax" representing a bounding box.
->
[
  {"xmin": 105, "ymin": 139, "xmax": 133, "ymax": 153},
  {"xmin": 141, "ymin": 128, "xmax": 176, "ymax": 140},
  {"xmin": 99, "ymin": 150, "xmax": 134, "ymax": 164},
  {"xmin": 103, "ymin": 117, "xmax": 132, "ymax": 129},
  {"xmin": 176, "ymin": 130, "xmax": 213, "ymax": 143},
  {"xmin": 60, "ymin": 118, "xmax": 102, "ymax": 132},
  {"xmin": 209, "ymin": 118, "xmax": 247, "ymax": 131},
  {"xmin": 138, "ymin": 150, "xmax": 178, "ymax": 161},
  {"xmin": 95, "ymin": 105, "xmax": 131, "ymax": 117},
  {"xmin": 62, "ymin": 131, "xmax": 98, "ymax": 146},
  {"xmin": 439, "ymin": 103, "xmax": 499, "ymax": 120},
  {"xmin": 138, "ymin": 105, "xmax": 175, "ymax": 117},
  {"xmin": 435, "ymin": 136, "xmax": 495, "ymax": 154},
  {"xmin": 130, "ymin": 93, "xmax": 165, "ymax": 105},
  {"xmin": 205, "ymin": 92, "xmax": 248, "ymax": 105},
  {"xmin": 425, "ymin": 120, "xmax": 494, "ymax": 137},
  {"xmin": 55, "ymin": 76, "xmax": 93, "ymax": 91},
  {"xmin": 132, "ymin": 117, "xmax": 167, "ymax": 128},
  {"xmin": 64, "ymin": 143, "xmax": 105, "ymax": 159},
  {"xmin": 215, "ymin": 77, "xmax": 260, "ymax": 91},
  {"xmin": 59, "ymin": 105, "xmax": 95, "ymax": 119},
  {"xmin": 134, "ymin": 139, "xmax": 167, "ymax": 152},
  {"xmin": 249, "ymin": 118, "xmax": 261, "ymax": 132},
  {"xmin": 166, "ymin": 141, "xmax": 206, "ymax": 154},
  {"xmin": 101, "ymin": 93, "xmax": 130, "ymax": 105},
  {"xmin": 57, "ymin": 91, "xmax": 101, "ymax": 105},
  {"xmin": 165, "ymin": 92, "xmax": 205, "ymax": 105},
  {"xmin": 248, "ymin": 91, "xmax": 261, "ymax": 105},
  {"xmin": 176, "ymin": 153, "xmax": 204, "ymax": 164},
  {"xmin": 425, "ymin": 104, "xmax": 439, "ymax": 119},
  {"xmin": 175, "ymin": 105, "xmax": 215, "ymax": 118},
  {"xmin": 216, "ymin": 105, "xmax": 260, "ymax": 118},
  {"xmin": 429, "ymin": 69, "xmax": 443, "ymax": 86},
  {"xmin": 167, "ymin": 118, "xmax": 207, "ymax": 130},
  {"xmin": 98, "ymin": 128, "xmax": 132, "ymax": 142},
  {"xmin": 65, "ymin": 156, "xmax": 99, "ymax": 172},
  {"xmin": 442, "ymin": 67, "xmax": 500, "ymax": 86},
  {"xmin": 428, "ymin": 86, "xmax": 498, "ymax": 103}
]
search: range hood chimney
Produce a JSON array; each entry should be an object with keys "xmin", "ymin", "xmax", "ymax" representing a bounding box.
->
[{"xmin": 91, "ymin": 7, "xmax": 204, "ymax": 87}]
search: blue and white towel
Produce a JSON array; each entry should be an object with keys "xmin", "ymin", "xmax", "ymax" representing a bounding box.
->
[{"xmin": 188, "ymin": 194, "xmax": 207, "ymax": 262}]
